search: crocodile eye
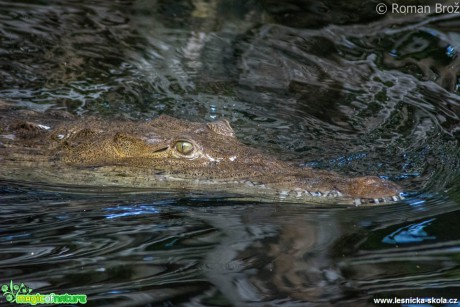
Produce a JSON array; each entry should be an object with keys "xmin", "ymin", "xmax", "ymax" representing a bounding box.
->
[{"xmin": 175, "ymin": 141, "xmax": 194, "ymax": 155}]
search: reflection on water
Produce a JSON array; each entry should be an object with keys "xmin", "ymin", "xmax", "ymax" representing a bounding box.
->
[
  {"xmin": 1, "ymin": 0, "xmax": 460, "ymax": 306},
  {"xmin": 382, "ymin": 218, "xmax": 436, "ymax": 244},
  {"xmin": 2, "ymin": 187, "xmax": 460, "ymax": 306}
]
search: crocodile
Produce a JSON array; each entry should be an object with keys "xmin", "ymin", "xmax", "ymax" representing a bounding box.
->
[{"xmin": 0, "ymin": 101, "xmax": 403, "ymax": 205}]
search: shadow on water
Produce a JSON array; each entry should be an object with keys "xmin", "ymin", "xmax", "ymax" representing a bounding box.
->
[{"xmin": 1, "ymin": 0, "xmax": 460, "ymax": 306}]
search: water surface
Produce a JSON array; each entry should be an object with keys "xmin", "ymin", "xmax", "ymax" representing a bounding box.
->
[{"xmin": 1, "ymin": 0, "xmax": 460, "ymax": 306}]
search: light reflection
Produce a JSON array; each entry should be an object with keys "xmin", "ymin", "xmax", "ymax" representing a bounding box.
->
[
  {"xmin": 382, "ymin": 218, "xmax": 436, "ymax": 244},
  {"xmin": 104, "ymin": 205, "xmax": 160, "ymax": 219}
]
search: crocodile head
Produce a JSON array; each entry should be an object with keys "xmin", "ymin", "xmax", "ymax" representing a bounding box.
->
[
  {"xmin": 54, "ymin": 115, "xmax": 286, "ymax": 175},
  {"xmin": 0, "ymin": 108, "xmax": 403, "ymax": 205}
]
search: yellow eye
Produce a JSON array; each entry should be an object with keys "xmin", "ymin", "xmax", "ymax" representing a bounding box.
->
[{"xmin": 175, "ymin": 141, "xmax": 194, "ymax": 155}]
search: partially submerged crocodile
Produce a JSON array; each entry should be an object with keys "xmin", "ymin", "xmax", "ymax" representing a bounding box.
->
[{"xmin": 0, "ymin": 101, "xmax": 403, "ymax": 205}]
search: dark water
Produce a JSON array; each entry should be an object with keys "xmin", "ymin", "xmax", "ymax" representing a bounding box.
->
[{"xmin": 1, "ymin": 0, "xmax": 460, "ymax": 306}]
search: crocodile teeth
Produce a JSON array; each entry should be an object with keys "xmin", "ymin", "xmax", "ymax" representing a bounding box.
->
[
  {"xmin": 311, "ymin": 191, "xmax": 322, "ymax": 197},
  {"xmin": 326, "ymin": 190, "xmax": 342, "ymax": 197},
  {"xmin": 245, "ymin": 181, "xmax": 255, "ymax": 187},
  {"xmin": 271, "ymin": 188, "xmax": 404, "ymax": 204},
  {"xmin": 279, "ymin": 190, "xmax": 289, "ymax": 198}
]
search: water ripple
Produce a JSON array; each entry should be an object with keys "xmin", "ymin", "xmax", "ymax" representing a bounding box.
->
[{"xmin": 0, "ymin": 1, "xmax": 460, "ymax": 305}]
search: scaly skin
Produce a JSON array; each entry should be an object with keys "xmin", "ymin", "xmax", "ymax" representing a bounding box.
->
[{"xmin": 0, "ymin": 101, "xmax": 402, "ymax": 205}]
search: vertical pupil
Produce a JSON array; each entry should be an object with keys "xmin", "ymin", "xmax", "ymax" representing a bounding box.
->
[{"xmin": 177, "ymin": 141, "xmax": 193, "ymax": 154}]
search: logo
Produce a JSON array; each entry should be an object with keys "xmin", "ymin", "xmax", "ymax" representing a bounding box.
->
[{"xmin": 1, "ymin": 281, "xmax": 87, "ymax": 305}]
